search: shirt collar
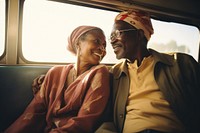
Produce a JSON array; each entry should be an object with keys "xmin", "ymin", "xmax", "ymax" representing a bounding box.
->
[{"xmin": 112, "ymin": 49, "xmax": 175, "ymax": 79}]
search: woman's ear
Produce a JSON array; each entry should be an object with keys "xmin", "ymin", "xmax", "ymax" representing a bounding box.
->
[
  {"xmin": 74, "ymin": 41, "xmax": 80, "ymax": 55},
  {"xmin": 76, "ymin": 44, "xmax": 82, "ymax": 56}
]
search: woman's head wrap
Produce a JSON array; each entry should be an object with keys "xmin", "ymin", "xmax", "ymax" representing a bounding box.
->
[
  {"xmin": 115, "ymin": 9, "xmax": 154, "ymax": 40},
  {"xmin": 67, "ymin": 25, "xmax": 101, "ymax": 55}
]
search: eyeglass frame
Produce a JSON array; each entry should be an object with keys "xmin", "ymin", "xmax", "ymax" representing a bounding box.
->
[{"xmin": 109, "ymin": 29, "xmax": 137, "ymax": 43}]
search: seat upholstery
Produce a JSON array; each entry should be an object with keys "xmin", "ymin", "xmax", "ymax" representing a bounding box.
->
[{"xmin": 0, "ymin": 66, "xmax": 50, "ymax": 132}]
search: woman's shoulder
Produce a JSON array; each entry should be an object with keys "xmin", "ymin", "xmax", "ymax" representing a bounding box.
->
[
  {"xmin": 91, "ymin": 64, "xmax": 109, "ymax": 71},
  {"xmin": 50, "ymin": 64, "xmax": 72, "ymax": 70},
  {"xmin": 47, "ymin": 64, "xmax": 73, "ymax": 75},
  {"xmin": 87, "ymin": 65, "xmax": 110, "ymax": 76}
]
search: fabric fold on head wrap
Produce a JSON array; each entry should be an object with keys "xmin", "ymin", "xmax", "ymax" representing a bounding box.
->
[
  {"xmin": 67, "ymin": 25, "xmax": 100, "ymax": 55},
  {"xmin": 115, "ymin": 9, "xmax": 154, "ymax": 40}
]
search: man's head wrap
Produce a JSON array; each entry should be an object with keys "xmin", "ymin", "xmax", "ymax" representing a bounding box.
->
[
  {"xmin": 67, "ymin": 25, "xmax": 101, "ymax": 55},
  {"xmin": 115, "ymin": 9, "xmax": 154, "ymax": 40}
]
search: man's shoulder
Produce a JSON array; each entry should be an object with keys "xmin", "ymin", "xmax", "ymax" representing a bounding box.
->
[
  {"xmin": 167, "ymin": 52, "xmax": 197, "ymax": 64},
  {"xmin": 150, "ymin": 49, "xmax": 198, "ymax": 65},
  {"xmin": 109, "ymin": 60, "xmax": 128, "ymax": 78}
]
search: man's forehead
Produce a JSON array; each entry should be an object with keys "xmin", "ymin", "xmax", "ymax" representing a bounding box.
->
[{"xmin": 114, "ymin": 20, "xmax": 136, "ymax": 29}]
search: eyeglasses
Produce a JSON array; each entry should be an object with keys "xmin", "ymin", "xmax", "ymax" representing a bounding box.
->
[{"xmin": 109, "ymin": 29, "xmax": 137, "ymax": 43}]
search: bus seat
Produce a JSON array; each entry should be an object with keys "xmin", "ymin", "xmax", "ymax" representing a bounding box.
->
[{"xmin": 0, "ymin": 66, "xmax": 50, "ymax": 132}]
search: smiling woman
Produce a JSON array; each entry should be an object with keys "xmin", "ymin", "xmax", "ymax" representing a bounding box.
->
[{"xmin": 5, "ymin": 25, "xmax": 110, "ymax": 133}]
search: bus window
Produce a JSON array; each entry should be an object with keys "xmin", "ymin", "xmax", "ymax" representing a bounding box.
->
[
  {"xmin": 21, "ymin": 0, "xmax": 199, "ymax": 64},
  {"xmin": 148, "ymin": 20, "xmax": 199, "ymax": 61},
  {"xmin": 22, "ymin": 0, "xmax": 118, "ymax": 64},
  {"xmin": 0, "ymin": 0, "xmax": 5, "ymax": 57}
]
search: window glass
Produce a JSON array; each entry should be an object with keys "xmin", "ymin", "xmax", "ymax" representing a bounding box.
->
[
  {"xmin": 0, "ymin": 0, "xmax": 5, "ymax": 57},
  {"xmin": 22, "ymin": 0, "xmax": 199, "ymax": 63},
  {"xmin": 22, "ymin": 0, "xmax": 118, "ymax": 63},
  {"xmin": 148, "ymin": 20, "xmax": 199, "ymax": 61}
]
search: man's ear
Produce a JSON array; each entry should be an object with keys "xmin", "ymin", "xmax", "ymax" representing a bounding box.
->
[
  {"xmin": 138, "ymin": 29, "xmax": 147, "ymax": 42},
  {"xmin": 138, "ymin": 29, "xmax": 147, "ymax": 45},
  {"xmin": 138, "ymin": 29, "xmax": 145, "ymax": 38}
]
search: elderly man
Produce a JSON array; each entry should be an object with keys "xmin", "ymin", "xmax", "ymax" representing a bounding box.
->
[{"xmin": 96, "ymin": 9, "xmax": 200, "ymax": 133}]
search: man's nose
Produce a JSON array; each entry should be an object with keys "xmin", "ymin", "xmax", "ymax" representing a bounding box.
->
[{"xmin": 110, "ymin": 37, "xmax": 118, "ymax": 44}]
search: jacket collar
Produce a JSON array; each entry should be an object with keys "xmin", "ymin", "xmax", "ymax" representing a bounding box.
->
[
  {"xmin": 149, "ymin": 49, "xmax": 175, "ymax": 66},
  {"xmin": 112, "ymin": 49, "xmax": 176, "ymax": 79},
  {"xmin": 111, "ymin": 59, "xmax": 128, "ymax": 79}
]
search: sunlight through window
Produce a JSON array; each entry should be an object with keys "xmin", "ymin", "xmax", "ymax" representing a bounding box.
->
[{"xmin": 22, "ymin": 0, "xmax": 199, "ymax": 63}]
